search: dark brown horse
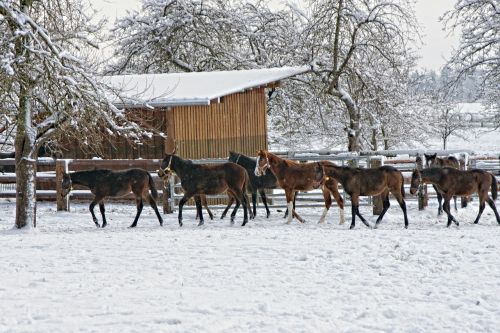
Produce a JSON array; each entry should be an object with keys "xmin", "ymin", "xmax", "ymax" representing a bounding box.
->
[
  {"xmin": 425, "ymin": 153, "xmax": 460, "ymax": 214},
  {"xmin": 159, "ymin": 154, "xmax": 251, "ymax": 226},
  {"xmin": 322, "ymin": 164, "xmax": 408, "ymax": 229},
  {"xmin": 61, "ymin": 169, "xmax": 163, "ymax": 228},
  {"xmin": 254, "ymin": 150, "xmax": 345, "ymax": 225},
  {"xmin": 410, "ymin": 168, "xmax": 500, "ymax": 227}
]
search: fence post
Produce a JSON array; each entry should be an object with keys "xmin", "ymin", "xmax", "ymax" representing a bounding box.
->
[
  {"xmin": 162, "ymin": 175, "xmax": 174, "ymax": 214},
  {"xmin": 56, "ymin": 159, "xmax": 69, "ymax": 211},
  {"xmin": 415, "ymin": 154, "xmax": 427, "ymax": 210},
  {"xmin": 370, "ymin": 156, "xmax": 384, "ymax": 215}
]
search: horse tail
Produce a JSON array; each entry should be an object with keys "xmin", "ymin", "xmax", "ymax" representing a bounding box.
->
[
  {"xmin": 148, "ymin": 172, "xmax": 159, "ymax": 200},
  {"xmin": 491, "ymin": 173, "xmax": 498, "ymax": 200}
]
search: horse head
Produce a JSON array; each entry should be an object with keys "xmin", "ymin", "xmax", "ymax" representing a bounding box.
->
[
  {"xmin": 158, "ymin": 154, "xmax": 176, "ymax": 179},
  {"xmin": 424, "ymin": 153, "xmax": 437, "ymax": 168},
  {"xmin": 254, "ymin": 150, "xmax": 270, "ymax": 176}
]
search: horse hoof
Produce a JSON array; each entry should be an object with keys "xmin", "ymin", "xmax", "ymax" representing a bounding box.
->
[
  {"xmin": 404, "ymin": 225, "xmax": 408, "ymax": 229},
  {"xmin": 198, "ymin": 221, "xmax": 204, "ymax": 227},
  {"xmin": 349, "ymin": 224, "xmax": 355, "ymax": 229},
  {"xmin": 179, "ymin": 221, "xmax": 183, "ymax": 227},
  {"xmin": 373, "ymin": 223, "xmax": 379, "ymax": 229}
]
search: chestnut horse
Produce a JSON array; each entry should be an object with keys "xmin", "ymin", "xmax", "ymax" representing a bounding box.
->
[
  {"xmin": 410, "ymin": 168, "xmax": 500, "ymax": 227},
  {"xmin": 254, "ymin": 150, "xmax": 345, "ymax": 225},
  {"xmin": 322, "ymin": 164, "xmax": 409, "ymax": 229},
  {"xmin": 424, "ymin": 153, "xmax": 460, "ymax": 214},
  {"xmin": 61, "ymin": 169, "xmax": 163, "ymax": 228},
  {"xmin": 159, "ymin": 154, "xmax": 251, "ymax": 226}
]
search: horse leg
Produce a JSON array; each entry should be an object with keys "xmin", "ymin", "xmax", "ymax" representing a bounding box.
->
[
  {"xmin": 230, "ymin": 198, "xmax": 241, "ymax": 225},
  {"xmin": 178, "ymin": 194, "xmax": 191, "ymax": 227},
  {"xmin": 350, "ymin": 195, "xmax": 371, "ymax": 229},
  {"xmin": 374, "ymin": 193, "xmax": 390, "ymax": 228},
  {"xmin": 434, "ymin": 185, "xmax": 443, "ymax": 215},
  {"xmin": 318, "ymin": 187, "xmax": 331, "ymax": 224},
  {"xmin": 147, "ymin": 194, "xmax": 163, "ymax": 226},
  {"xmin": 252, "ymin": 191, "xmax": 258, "ymax": 218},
  {"xmin": 486, "ymin": 197, "xmax": 500, "ymax": 224},
  {"xmin": 129, "ymin": 198, "xmax": 144, "ymax": 228},
  {"xmin": 99, "ymin": 202, "xmax": 107, "ymax": 228},
  {"xmin": 473, "ymin": 199, "xmax": 485, "ymax": 225},
  {"xmin": 89, "ymin": 198, "xmax": 101, "ymax": 228},
  {"xmin": 201, "ymin": 195, "xmax": 214, "ymax": 220},
  {"xmin": 194, "ymin": 196, "xmax": 204, "ymax": 226},
  {"xmin": 241, "ymin": 192, "xmax": 250, "ymax": 226},
  {"xmin": 443, "ymin": 198, "xmax": 458, "ymax": 227},
  {"xmin": 283, "ymin": 192, "xmax": 298, "ymax": 219},
  {"xmin": 329, "ymin": 185, "xmax": 345, "ymax": 225},
  {"xmin": 453, "ymin": 195, "xmax": 458, "ymax": 211},
  {"xmin": 221, "ymin": 196, "xmax": 235, "ymax": 219},
  {"xmin": 259, "ymin": 189, "xmax": 271, "ymax": 218},
  {"xmin": 285, "ymin": 191, "xmax": 295, "ymax": 224}
]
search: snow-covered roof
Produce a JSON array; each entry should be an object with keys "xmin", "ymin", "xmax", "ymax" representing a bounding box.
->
[{"xmin": 104, "ymin": 66, "xmax": 310, "ymax": 108}]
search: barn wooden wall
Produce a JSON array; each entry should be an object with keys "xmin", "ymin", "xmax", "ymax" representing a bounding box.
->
[
  {"xmin": 166, "ymin": 88, "xmax": 268, "ymax": 159},
  {"xmin": 61, "ymin": 108, "xmax": 167, "ymax": 159},
  {"xmin": 61, "ymin": 88, "xmax": 268, "ymax": 160}
]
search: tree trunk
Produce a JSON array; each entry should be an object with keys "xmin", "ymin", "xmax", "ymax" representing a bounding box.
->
[
  {"xmin": 346, "ymin": 104, "xmax": 361, "ymax": 152},
  {"xmin": 15, "ymin": 85, "xmax": 37, "ymax": 229}
]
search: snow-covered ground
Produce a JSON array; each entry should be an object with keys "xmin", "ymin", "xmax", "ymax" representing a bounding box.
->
[{"xmin": 1, "ymin": 198, "xmax": 499, "ymax": 333}]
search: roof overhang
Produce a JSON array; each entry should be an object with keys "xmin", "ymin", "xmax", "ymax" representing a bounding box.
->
[{"xmin": 103, "ymin": 66, "xmax": 310, "ymax": 108}]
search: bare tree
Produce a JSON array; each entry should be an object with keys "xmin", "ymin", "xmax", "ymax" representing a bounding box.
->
[
  {"xmin": 303, "ymin": 0, "xmax": 420, "ymax": 151},
  {"xmin": 442, "ymin": 0, "xmax": 500, "ymax": 115},
  {"xmin": 0, "ymin": 0, "xmax": 151, "ymax": 229}
]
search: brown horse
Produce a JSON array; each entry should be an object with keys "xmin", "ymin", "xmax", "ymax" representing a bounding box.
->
[
  {"xmin": 61, "ymin": 169, "xmax": 163, "ymax": 228},
  {"xmin": 159, "ymin": 154, "xmax": 251, "ymax": 226},
  {"xmin": 410, "ymin": 168, "xmax": 500, "ymax": 227},
  {"xmin": 425, "ymin": 153, "xmax": 460, "ymax": 214},
  {"xmin": 254, "ymin": 150, "xmax": 345, "ymax": 225},
  {"xmin": 322, "ymin": 164, "xmax": 409, "ymax": 229}
]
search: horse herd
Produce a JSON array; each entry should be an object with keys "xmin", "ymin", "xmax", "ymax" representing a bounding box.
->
[{"xmin": 60, "ymin": 151, "xmax": 500, "ymax": 229}]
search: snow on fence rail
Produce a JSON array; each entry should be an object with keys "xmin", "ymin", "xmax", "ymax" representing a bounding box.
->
[{"xmin": 0, "ymin": 151, "xmax": 499, "ymax": 215}]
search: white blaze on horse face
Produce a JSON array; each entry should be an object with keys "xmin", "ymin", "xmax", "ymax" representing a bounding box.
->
[{"xmin": 255, "ymin": 156, "xmax": 262, "ymax": 176}]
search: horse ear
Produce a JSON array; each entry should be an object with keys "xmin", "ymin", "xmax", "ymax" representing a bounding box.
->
[{"xmin": 431, "ymin": 153, "xmax": 437, "ymax": 158}]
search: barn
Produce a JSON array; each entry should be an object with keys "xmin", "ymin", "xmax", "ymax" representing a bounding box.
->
[{"xmin": 62, "ymin": 66, "xmax": 310, "ymax": 160}]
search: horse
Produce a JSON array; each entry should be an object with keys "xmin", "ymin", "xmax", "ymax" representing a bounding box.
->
[
  {"xmin": 410, "ymin": 168, "xmax": 500, "ymax": 227},
  {"xmin": 219, "ymin": 151, "xmax": 278, "ymax": 219},
  {"xmin": 61, "ymin": 168, "xmax": 163, "ymax": 228},
  {"xmin": 424, "ymin": 153, "xmax": 460, "ymax": 214},
  {"xmin": 254, "ymin": 150, "xmax": 345, "ymax": 225},
  {"xmin": 159, "ymin": 153, "xmax": 251, "ymax": 226},
  {"xmin": 322, "ymin": 164, "xmax": 409, "ymax": 229}
]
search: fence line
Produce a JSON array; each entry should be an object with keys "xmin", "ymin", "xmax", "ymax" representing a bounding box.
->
[{"xmin": 1, "ymin": 151, "xmax": 499, "ymax": 215}]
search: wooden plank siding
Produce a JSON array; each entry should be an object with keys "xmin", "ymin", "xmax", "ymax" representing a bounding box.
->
[
  {"xmin": 59, "ymin": 88, "xmax": 268, "ymax": 160},
  {"xmin": 168, "ymin": 88, "xmax": 268, "ymax": 159}
]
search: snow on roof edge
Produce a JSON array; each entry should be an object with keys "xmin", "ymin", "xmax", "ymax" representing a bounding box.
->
[{"xmin": 105, "ymin": 66, "xmax": 310, "ymax": 108}]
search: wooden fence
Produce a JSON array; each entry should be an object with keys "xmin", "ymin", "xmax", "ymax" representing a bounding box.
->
[{"xmin": 1, "ymin": 151, "xmax": 499, "ymax": 215}]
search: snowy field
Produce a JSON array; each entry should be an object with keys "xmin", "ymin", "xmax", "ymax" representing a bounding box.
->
[{"xmin": 1, "ymin": 198, "xmax": 500, "ymax": 333}]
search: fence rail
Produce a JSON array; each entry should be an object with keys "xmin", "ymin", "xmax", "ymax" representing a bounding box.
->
[{"xmin": 1, "ymin": 151, "xmax": 499, "ymax": 215}]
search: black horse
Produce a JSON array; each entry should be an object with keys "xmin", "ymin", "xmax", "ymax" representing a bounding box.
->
[
  {"xmin": 61, "ymin": 168, "xmax": 163, "ymax": 228},
  {"xmin": 220, "ymin": 151, "xmax": 279, "ymax": 218},
  {"xmin": 410, "ymin": 168, "xmax": 499, "ymax": 227},
  {"xmin": 424, "ymin": 153, "xmax": 460, "ymax": 214},
  {"xmin": 159, "ymin": 153, "xmax": 251, "ymax": 226}
]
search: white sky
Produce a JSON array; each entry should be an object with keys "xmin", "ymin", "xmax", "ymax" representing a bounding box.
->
[{"xmin": 91, "ymin": 0, "xmax": 458, "ymax": 71}]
